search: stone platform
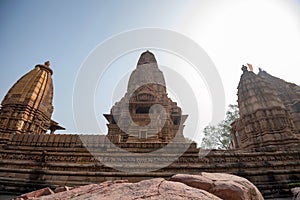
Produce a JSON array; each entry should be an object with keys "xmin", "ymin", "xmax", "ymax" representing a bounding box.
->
[{"xmin": 0, "ymin": 134, "xmax": 299, "ymax": 199}]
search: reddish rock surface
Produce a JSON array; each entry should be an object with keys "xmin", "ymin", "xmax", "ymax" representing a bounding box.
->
[
  {"xmin": 53, "ymin": 186, "xmax": 73, "ymax": 193},
  {"xmin": 15, "ymin": 187, "xmax": 54, "ymax": 199},
  {"xmin": 14, "ymin": 173, "xmax": 265, "ymax": 200},
  {"xmin": 171, "ymin": 173, "xmax": 264, "ymax": 200},
  {"xmin": 14, "ymin": 178, "xmax": 221, "ymax": 200}
]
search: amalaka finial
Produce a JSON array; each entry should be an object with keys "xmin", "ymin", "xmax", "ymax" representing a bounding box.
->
[
  {"xmin": 242, "ymin": 65, "xmax": 248, "ymax": 72},
  {"xmin": 137, "ymin": 50, "xmax": 157, "ymax": 65},
  {"xmin": 35, "ymin": 61, "xmax": 53, "ymax": 75},
  {"xmin": 44, "ymin": 61, "xmax": 50, "ymax": 67}
]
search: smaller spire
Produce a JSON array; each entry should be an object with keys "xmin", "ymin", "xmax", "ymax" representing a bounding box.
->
[{"xmin": 258, "ymin": 68, "xmax": 268, "ymax": 76}]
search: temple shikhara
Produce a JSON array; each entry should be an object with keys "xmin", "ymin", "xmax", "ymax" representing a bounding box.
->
[
  {"xmin": 105, "ymin": 51, "xmax": 187, "ymax": 144},
  {"xmin": 0, "ymin": 62, "xmax": 64, "ymax": 143},
  {"xmin": 0, "ymin": 51, "xmax": 299, "ymax": 198},
  {"xmin": 231, "ymin": 65, "xmax": 300, "ymax": 151}
]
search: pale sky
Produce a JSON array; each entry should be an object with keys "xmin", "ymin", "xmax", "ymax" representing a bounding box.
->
[{"xmin": 1, "ymin": 0, "xmax": 300, "ymax": 144}]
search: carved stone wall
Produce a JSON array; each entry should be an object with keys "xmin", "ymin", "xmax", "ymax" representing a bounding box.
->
[{"xmin": 0, "ymin": 138, "xmax": 299, "ymax": 198}]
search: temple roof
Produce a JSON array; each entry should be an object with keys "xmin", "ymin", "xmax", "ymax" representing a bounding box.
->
[
  {"xmin": 257, "ymin": 69, "xmax": 300, "ymax": 134},
  {"xmin": 258, "ymin": 69, "xmax": 300, "ymax": 104},
  {"xmin": 237, "ymin": 66, "xmax": 285, "ymax": 117},
  {"xmin": 127, "ymin": 51, "xmax": 166, "ymax": 93},
  {"xmin": 232, "ymin": 66, "xmax": 300, "ymax": 151},
  {"xmin": 1, "ymin": 61, "xmax": 54, "ymax": 119}
]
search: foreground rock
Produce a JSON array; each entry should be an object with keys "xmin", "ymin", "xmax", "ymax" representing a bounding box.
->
[
  {"xmin": 15, "ymin": 187, "xmax": 54, "ymax": 199},
  {"xmin": 14, "ymin": 173, "xmax": 264, "ymax": 200},
  {"xmin": 14, "ymin": 178, "xmax": 221, "ymax": 200},
  {"xmin": 171, "ymin": 173, "xmax": 264, "ymax": 200},
  {"xmin": 292, "ymin": 187, "xmax": 300, "ymax": 200}
]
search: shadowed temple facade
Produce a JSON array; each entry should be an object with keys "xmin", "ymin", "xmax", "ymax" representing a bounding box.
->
[{"xmin": 0, "ymin": 51, "xmax": 299, "ymax": 198}]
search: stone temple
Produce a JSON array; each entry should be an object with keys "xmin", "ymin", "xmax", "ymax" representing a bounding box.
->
[
  {"xmin": 231, "ymin": 65, "xmax": 300, "ymax": 151},
  {"xmin": 0, "ymin": 62, "xmax": 64, "ymax": 142},
  {"xmin": 105, "ymin": 51, "xmax": 187, "ymax": 144},
  {"xmin": 0, "ymin": 51, "xmax": 299, "ymax": 198}
]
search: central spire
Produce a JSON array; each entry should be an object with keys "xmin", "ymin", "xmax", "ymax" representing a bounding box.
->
[
  {"xmin": 105, "ymin": 51, "xmax": 187, "ymax": 144},
  {"xmin": 127, "ymin": 50, "xmax": 165, "ymax": 93}
]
